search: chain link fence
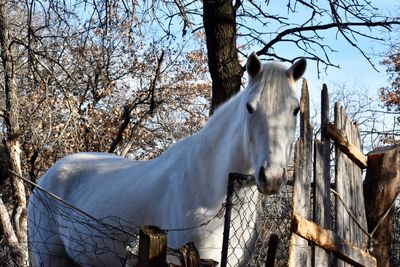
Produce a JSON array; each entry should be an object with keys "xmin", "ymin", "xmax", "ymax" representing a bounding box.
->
[
  {"xmin": 221, "ymin": 174, "xmax": 293, "ymax": 266},
  {"xmin": 28, "ymin": 189, "xmax": 139, "ymax": 266}
]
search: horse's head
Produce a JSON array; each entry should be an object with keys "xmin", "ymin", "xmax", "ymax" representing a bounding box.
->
[{"xmin": 244, "ymin": 53, "xmax": 306, "ymax": 195}]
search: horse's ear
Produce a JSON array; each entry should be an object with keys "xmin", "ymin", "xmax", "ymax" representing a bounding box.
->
[
  {"xmin": 246, "ymin": 52, "xmax": 263, "ymax": 78},
  {"xmin": 287, "ymin": 57, "xmax": 307, "ymax": 81}
]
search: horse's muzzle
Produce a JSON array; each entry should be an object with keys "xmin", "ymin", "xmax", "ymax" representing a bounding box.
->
[{"xmin": 257, "ymin": 166, "xmax": 286, "ymax": 195}]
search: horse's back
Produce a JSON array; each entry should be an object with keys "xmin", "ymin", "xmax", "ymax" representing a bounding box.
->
[
  {"xmin": 36, "ymin": 152, "xmax": 138, "ymax": 196},
  {"xmin": 28, "ymin": 152, "xmax": 141, "ymax": 266}
]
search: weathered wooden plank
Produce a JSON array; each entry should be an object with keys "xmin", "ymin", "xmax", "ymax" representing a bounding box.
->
[
  {"xmin": 364, "ymin": 145, "xmax": 400, "ymax": 267},
  {"xmin": 350, "ymin": 121, "xmax": 368, "ymax": 247},
  {"xmin": 288, "ymin": 79, "xmax": 313, "ymax": 267},
  {"xmin": 321, "ymin": 84, "xmax": 330, "ymax": 142},
  {"xmin": 313, "ymin": 140, "xmax": 332, "ymax": 266},
  {"xmin": 299, "ymin": 79, "xmax": 313, "ymax": 221},
  {"xmin": 335, "ymin": 103, "xmax": 352, "ymax": 267},
  {"xmin": 288, "ymin": 139, "xmax": 310, "ymax": 267},
  {"xmin": 180, "ymin": 242, "xmax": 201, "ymax": 267},
  {"xmin": 292, "ymin": 214, "xmax": 377, "ymax": 267},
  {"xmin": 312, "ymin": 84, "xmax": 332, "ymax": 266},
  {"xmin": 300, "ymin": 79, "xmax": 313, "ymax": 147},
  {"xmin": 334, "ymin": 103, "xmax": 369, "ymax": 267},
  {"xmin": 138, "ymin": 225, "xmax": 167, "ymax": 267},
  {"xmin": 325, "ymin": 123, "xmax": 367, "ymax": 169}
]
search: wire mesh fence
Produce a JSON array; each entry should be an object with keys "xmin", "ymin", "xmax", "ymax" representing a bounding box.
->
[
  {"xmin": 28, "ymin": 189, "xmax": 139, "ymax": 267},
  {"xmin": 221, "ymin": 174, "xmax": 293, "ymax": 267},
  {"xmin": 254, "ymin": 184, "xmax": 293, "ymax": 266}
]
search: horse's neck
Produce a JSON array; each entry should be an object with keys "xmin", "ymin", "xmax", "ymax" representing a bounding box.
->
[
  {"xmin": 158, "ymin": 96, "xmax": 253, "ymax": 204},
  {"xmin": 198, "ymin": 105, "xmax": 252, "ymax": 175}
]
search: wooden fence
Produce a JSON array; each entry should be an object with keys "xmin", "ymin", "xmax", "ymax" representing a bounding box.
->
[
  {"xmin": 125, "ymin": 225, "xmax": 218, "ymax": 267},
  {"xmin": 288, "ymin": 80, "xmax": 400, "ymax": 267}
]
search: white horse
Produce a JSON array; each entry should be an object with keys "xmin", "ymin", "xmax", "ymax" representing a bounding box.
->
[{"xmin": 28, "ymin": 53, "xmax": 306, "ymax": 267}]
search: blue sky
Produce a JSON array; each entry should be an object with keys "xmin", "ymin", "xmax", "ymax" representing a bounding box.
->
[
  {"xmin": 259, "ymin": 1, "xmax": 399, "ymax": 100},
  {"xmin": 302, "ymin": 28, "xmax": 392, "ymax": 99}
]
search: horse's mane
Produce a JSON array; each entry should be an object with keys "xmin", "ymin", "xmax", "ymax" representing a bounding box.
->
[{"xmin": 204, "ymin": 61, "xmax": 295, "ymax": 127}]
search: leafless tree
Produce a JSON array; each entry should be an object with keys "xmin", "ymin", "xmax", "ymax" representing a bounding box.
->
[{"xmin": 161, "ymin": 0, "xmax": 400, "ymax": 111}]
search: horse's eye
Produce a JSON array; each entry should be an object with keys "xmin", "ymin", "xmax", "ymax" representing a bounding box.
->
[
  {"xmin": 246, "ymin": 103, "xmax": 254, "ymax": 114},
  {"xmin": 293, "ymin": 107, "xmax": 300, "ymax": 116}
]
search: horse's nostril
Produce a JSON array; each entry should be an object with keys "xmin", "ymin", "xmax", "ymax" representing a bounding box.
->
[{"xmin": 258, "ymin": 166, "xmax": 267, "ymax": 184}]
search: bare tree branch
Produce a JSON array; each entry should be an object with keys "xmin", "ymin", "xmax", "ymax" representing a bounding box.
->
[
  {"xmin": 173, "ymin": 0, "xmax": 192, "ymax": 36},
  {"xmin": 256, "ymin": 19, "xmax": 400, "ymax": 64},
  {"xmin": 108, "ymin": 50, "xmax": 165, "ymax": 154}
]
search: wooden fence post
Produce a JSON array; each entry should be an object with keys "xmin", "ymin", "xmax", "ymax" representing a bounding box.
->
[
  {"xmin": 137, "ymin": 225, "xmax": 167, "ymax": 267},
  {"xmin": 180, "ymin": 242, "xmax": 201, "ymax": 267},
  {"xmin": 288, "ymin": 79, "xmax": 313, "ymax": 266},
  {"xmin": 364, "ymin": 145, "xmax": 400, "ymax": 267},
  {"xmin": 265, "ymin": 234, "xmax": 279, "ymax": 267},
  {"xmin": 312, "ymin": 84, "xmax": 332, "ymax": 266},
  {"xmin": 179, "ymin": 242, "xmax": 218, "ymax": 267},
  {"xmin": 220, "ymin": 174, "xmax": 235, "ymax": 267}
]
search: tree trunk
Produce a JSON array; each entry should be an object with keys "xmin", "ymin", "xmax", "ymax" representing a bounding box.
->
[
  {"xmin": 364, "ymin": 145, "xmax": 400, "ymax": 267},
  {"xmin": 0, "ymin": 0, "xmax": 28, "ymax": 265},
  {"xmin": 203, "ymin": 0, "xmax": 243, "ymax": 114}
]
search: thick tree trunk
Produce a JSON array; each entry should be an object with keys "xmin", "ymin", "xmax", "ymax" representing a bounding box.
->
[
  {"xmin": 0, "ymin": 0, "xmax": 29, "ymax": 265},
  {"xmin": 203, "ymin": 0, "xmax": 243, "ymax": 114},
  {"xmin": 364, "ymin": 146, "xmax": 400, "ymax": 267}
]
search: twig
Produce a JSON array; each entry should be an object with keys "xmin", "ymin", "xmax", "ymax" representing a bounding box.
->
[{"xmin": 257, "ymin": 20, "xmax": 400, "ymax": 57}]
